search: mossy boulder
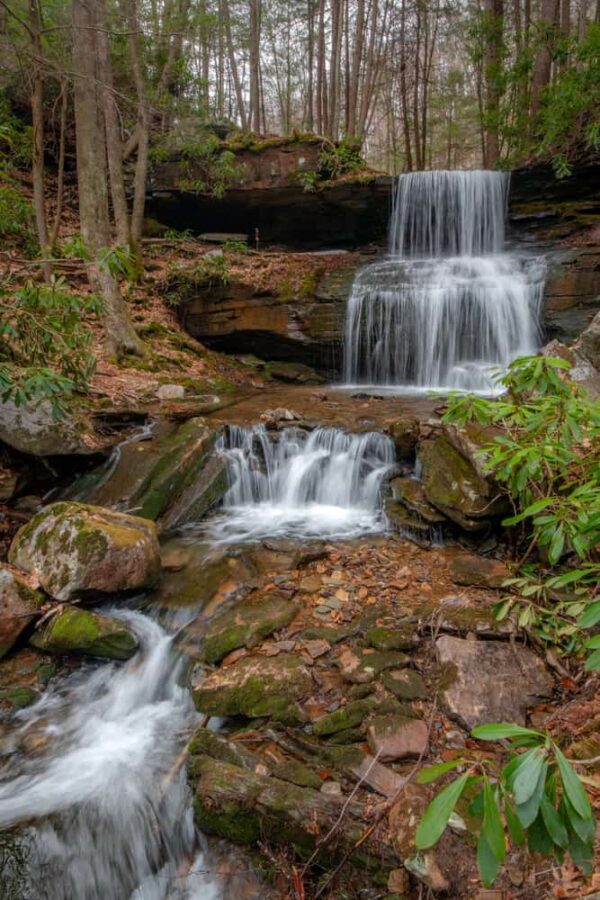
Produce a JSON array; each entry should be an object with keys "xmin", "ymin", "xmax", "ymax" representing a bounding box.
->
[
  {"xmin": 419, "ymin": 433, "xmax": 504, "ymax": 531},
  {"xmin": 29, "ymin": 606, "xmax": 138, "ymax": 660},
  {"xmin": 202, "ymin": 592, "xmax": 299, "ymax": 663},
  {"xmin": 9, "ymin": 502, "xmax": 160, "ymax": 601},
  {"xmin": 193, "ymin": 654, "xmax": 313, "ymax": 722},
  {"xmin": 0, "ymin": 567, "xmax": 43, "ymax": 659}
]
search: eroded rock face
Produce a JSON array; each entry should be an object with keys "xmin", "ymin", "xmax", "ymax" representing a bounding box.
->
[
  {"xmin": 29, "ymin": 607, "xmax": 138, "ymax": 660},
  {"xmin": 366, "ymin": 714, "xmax": 429, "ymax": 761},
  {"xmin": 436, "ymin": 635, "xmax": 554, "ymax": 729},
  {"xmin": 0, "ymin": 568, "xmax": 43, "ymax": 658},
  {"xmin": 419, "ymin": 432, "xmax": 506, "ymax": 531},
  {"xmin": 193, "ymin": 654, "xmax": 313, "ymax": 721},
  {"xmin": 0, "ymin": 400, "xmax": 94, "ymax": 457},
  {"xmin": 9, "ymin": 502, "xmax": 161, "ymax": 601},
  {"xmin": 69, "ymin": 418, "xmax": 227, "ymax": 531},
  {"xmin": 170, "ymin": 265, "xmax": 358, "ymax": 376}
]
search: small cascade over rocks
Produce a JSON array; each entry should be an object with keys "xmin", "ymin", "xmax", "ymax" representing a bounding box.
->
[
  {"xmin": 0, "ymin": 613, "xmax": 221, "ymax": 900},
  {"xmin": 207, "ymin": 424, "xmax": 396, "ymax": 542},
  {"xmin": 344, "ymin": 169, "xmax": 545, "ymax": 393}
]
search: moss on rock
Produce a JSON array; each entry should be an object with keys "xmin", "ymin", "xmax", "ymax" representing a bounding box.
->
[
  {"xmin": 193, "ymin": 654, "xmax": 312, "ymax": 722},
  {"xmin": 29, "ymin": 606, "xmax": 138, "ymax": 660},
  {"xmin": 202, "ymin": 592, "xmax": 299, "ymax": 664}
]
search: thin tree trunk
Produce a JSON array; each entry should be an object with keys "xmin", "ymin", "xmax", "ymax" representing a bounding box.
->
[
  {"xmin": 329, "ymin": 0, "xmax": 343, "ymax": 138},
  {"xmin": 249, "ymin": 0, "xmax": 261, "ymax": 131},
  {"xmin": 222, "ymin": 0, "xmax": 248, "ymax": 128},
  {"xmin": 96, "ymin": 0, "xmax": 130, "ymax": 248},
  {"xmin": 484, "ymin": 0, "xmax": 504, "ymax": 167},
  {"xmin": 29, "ymin": 0, "xmax": 49, "ymax": 278},
  {"xmin": 49, "ymin": 83, "xmax": 67, "ymax": 251},
  {"xmin": 347, "ymin": 0, "xmax": 365, "ymax": 138},
  {"xmin": 530, "ymin": 0, "xmax": 560, "ymax": 128},
  {"xmin": 127, "ymin": 0, "xmax": 150, "ymax": 252},
  {"xmin": 399, "ymin": 0, "xmax": 413, "ymax": 171},
  {"xmin": 306, "ymin": 0, "xmax": 315, "ymax": 130}
]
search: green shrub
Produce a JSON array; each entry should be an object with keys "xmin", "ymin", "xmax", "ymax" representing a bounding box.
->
[
  {"xmin": 443, "ymin": 355, "xmax": 600, "ymax": 664},
  {"xmin": 416, "ymin": 724, "xmax": 595, "ymax": 886},
  {"xmin": 0, "ymin": 184, "xmax": 37, "ymax": 256},
  {"xmin": 0, "ymin": 277, "xmax": 100, "ymax": 413}
]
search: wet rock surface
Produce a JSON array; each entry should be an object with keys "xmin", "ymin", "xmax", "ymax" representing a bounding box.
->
[
  {"xmin": 9, "ymin": 501, "xmax": 161, "ymax": 600},
  {"xmin": 0, "ymin": 567, "xmax": 43, "ymax": 659},
  {"xmin": 30, "ymin": 606, "xmax": 138, "ymax": 660}
]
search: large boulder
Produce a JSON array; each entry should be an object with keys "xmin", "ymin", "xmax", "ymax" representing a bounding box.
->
[
  {"xmin": 436, "ymin": 635, "xmax": 553, "ymax": 729},
  {"xmin": 30, "ymin": 606, "xmax": 138, "ymax": 660},
  {"xmin": 419, "ymin": 431, "xmax": 506, "ymax": 531},
  {"xmin": 0, "ymin": 567, "xmax": 43, "ymax": 658},
  {"xmin": 9, "ymin": 502, "xmax": 161, "ymax": 601},
  {"xmin": 0, "ymin": 400, "xmax": 94, "ymax": 457}
]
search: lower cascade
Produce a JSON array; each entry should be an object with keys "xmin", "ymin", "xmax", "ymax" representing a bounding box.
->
[
  {"xmin": 207, "ymin": 425, "xmax": 396, "ymax": 542},
  {"xmin": 343, "ymin": 170, "xmax": 546, "ymax": 393},
  {"xmin": 0, "ymin": 613, "xmax": 220, "ymax": 900}
]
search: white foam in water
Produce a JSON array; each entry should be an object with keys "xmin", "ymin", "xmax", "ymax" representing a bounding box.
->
[
  {"xmin": 343, "ymin": 170, "xmax": 545, "ymax": 394},
  {"xmin": 206, "ymin": 425, "xmax": 396, "ymax": 543},
  {"xmin": 0, "ymin": 612, "xmax": 221, "ymax": 900}
]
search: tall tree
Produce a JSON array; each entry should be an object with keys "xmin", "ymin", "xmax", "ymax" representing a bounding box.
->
[{"xmin": 71, "ymin": 0, "xmax": 142, "ymax": 356}]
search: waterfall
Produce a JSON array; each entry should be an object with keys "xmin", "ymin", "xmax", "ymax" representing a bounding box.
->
[
  {"xmin": 207, "ymin": 425, "xmax": 395, "ymax": 542},
  {"xmin": 344, "ymin": 170, "xmax": 545, "ymax": 393}
]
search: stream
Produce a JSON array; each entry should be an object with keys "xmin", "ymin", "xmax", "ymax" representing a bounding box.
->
[{"xmin": 0, "ymin": 168, "xmax": 548, "ymax": 898}]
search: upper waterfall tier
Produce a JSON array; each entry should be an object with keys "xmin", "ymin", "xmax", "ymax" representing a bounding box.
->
[{"xmin": 389, "ymin": 170, "xmax": 509, "ymax": 257}]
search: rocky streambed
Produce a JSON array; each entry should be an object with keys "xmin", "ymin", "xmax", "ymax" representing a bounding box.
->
[{"xmin": 0, "ymin": 393, "xmax": 595, "ymax": 898}]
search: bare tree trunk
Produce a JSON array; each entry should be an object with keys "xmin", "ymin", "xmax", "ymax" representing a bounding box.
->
[
  {"xmin": 127, "ymin": 0, "xmax": 150, "ymax": 252},
  {"xmin": 96, "ymin": 0, "xmax": 130, "ymax": 248},
  {"xmin": 72, "ymin": 0, "xmax": 142, "ymax": 356},
  {"xmin": 306, "ymin": 0, "xmax": 315, "ymax": 130},
  {"xmin": 329, "ymin": 0, "xmax": 343, "ymax": 138},
  {"xmin": 347, "ymin": 0, "xmax": 365, "ymax": 138},
  {"xmin": 222, "ymin": 0, "xmax": 248, "ymax": 128},
  {"xmin": 29, "ymin": 0, "xmax": 49, "ymax": 278},
  {"xmin": 356, "ymin": 0, "xmax": 379, "ymax": 140},
  {"xmin": 399, "ymin": 0, "xmax": 413, "ymax": 171},
  {"xmin": 484, "ymin": 0, "xmax": 504, "ymax": 167},
  {"xmin": 530, "ymin": 0, "xmax": 560, "ymax": 128},
  {"xmin": 49, "ymin": 83, "xmax": 67, "ymax": 251},
  {"xmin": 316, "ymin": 0, "xmax": 327, "ymax": 134},
  {"xmin": 413, "ymin": 1, "xmax": 422, "ymax": 169},
  {"xmin": 249, "ymin": 0, "xmax": 261, "ymax": 131}
]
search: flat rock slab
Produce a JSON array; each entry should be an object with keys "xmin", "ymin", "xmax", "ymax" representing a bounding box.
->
[
  {"xmin": 193, "ymin": 654, "xmax": 313, "ymax": 722},
  {"xmin": 336, "ymin": 648, "xmax": 409, "ymax": 683},
  {"xmin": 367, "ymin": 714, "xmax": 429, "ymax": 761},
  {"xmin": 201, "ymin": 592, "xmax": 299, "ymax": 663},
  {"xmin": 436, "ymin": 635, "xmax": 554, "ymax": 729},
  {"xmin": 449, "ymin": 552, "xmax": 510, "ymax": 588}
]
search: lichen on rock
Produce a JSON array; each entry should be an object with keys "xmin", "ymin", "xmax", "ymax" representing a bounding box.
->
[{"xmin": 9, "ymin": 502, "xmax": 161, "ymax": 601}]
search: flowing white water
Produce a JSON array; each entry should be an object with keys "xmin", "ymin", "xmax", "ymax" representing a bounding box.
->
[
  {"xmin": 206, "ymin": 425, "xmax": 396, "ymax": 543},
  {"xmin": 0, "ymin": 612, "xmax": 221, "ymax": 900},
  {"xmin": 344, "ymin": 170, "xmax": 545, "ymax": 393}
]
